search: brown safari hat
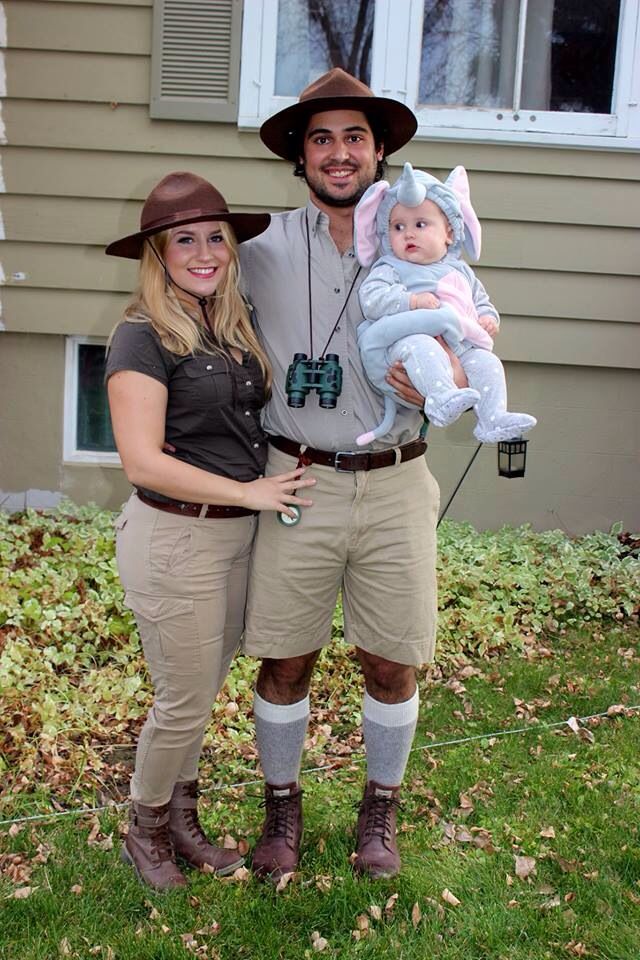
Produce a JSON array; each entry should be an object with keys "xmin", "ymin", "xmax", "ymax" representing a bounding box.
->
[
  {"xmin": 260, "ymin": 67, "xmax": 417, "ymax": 161},
  {"xmin": 105, "ymin": 172, "xmax": 270, "ymax": 259}
]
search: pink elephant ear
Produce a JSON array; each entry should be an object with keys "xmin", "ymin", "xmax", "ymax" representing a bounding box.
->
[
  {"xmin": 447, "ymin": 166, "xmax": 482, "ymax": 260},
  {"xmin": 353, "ymin": 181, "xmax": 389, "ymax": 266}
]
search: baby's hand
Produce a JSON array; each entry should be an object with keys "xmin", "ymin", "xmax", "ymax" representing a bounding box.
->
[
  {"xmin": 410, "ymin": 292, "xmax": 439, "ymax": 310},
  {"xmin": 478, "ymin": 315, "xmax": 499, "ymax": 337}
]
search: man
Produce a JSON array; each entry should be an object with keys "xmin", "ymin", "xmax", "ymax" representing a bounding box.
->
[{"xmin": 239, "ymin": 69, "xmax": 439, "ymax": 881}]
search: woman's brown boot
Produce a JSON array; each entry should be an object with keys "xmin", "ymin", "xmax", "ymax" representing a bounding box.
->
[
  {"xmin": 168, "ymin": 781, "xmax": 245, "ymax": 875},
  {"xmin": 121, "ymin": 801, "xmax": 187, "ymax": 890}
]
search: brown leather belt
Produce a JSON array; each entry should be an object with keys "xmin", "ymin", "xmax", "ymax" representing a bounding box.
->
[
  {"xmin": 268, "ymin": 435, "xmax": 427, "ymax": 471},
  {"xmin": 136, "ymin": 491, "xmax": 257, "ymax": 519}
]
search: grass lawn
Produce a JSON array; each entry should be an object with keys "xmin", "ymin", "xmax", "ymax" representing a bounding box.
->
[{"xmin": 1, "ymin": 625, "xmax": 638, "ymax": 960}]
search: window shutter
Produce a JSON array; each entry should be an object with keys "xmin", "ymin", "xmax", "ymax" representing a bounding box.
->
[{"xmin": 150, "ymin": 0, "xmax": 242, "ymax": 122}]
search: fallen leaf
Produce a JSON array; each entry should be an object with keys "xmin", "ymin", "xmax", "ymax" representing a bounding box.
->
[
  {"xmin": 385, "ymin": 893, "xmax": 399, "ymax": 915},
  {"xmin": 229, "ymin": 866, "xmax": 250, "ymax": 881},
  {"xmin": 540, "ymin": 826, "xmax": 556, "ymax": 839},
  {"xmin": 8, "ymin": 823, "xmax": 24, "ymax": 838},
  {"xmin": 315, "ymin": 875, "xmax": 332, "ymax": 893},
  {"xmin": 70, "ymin": 884, "xmax": 83, "ymax": 895},
  {"xmin": 275, "ymin": 871, "xmax": 295, "ymax": 892},
  {"xmin": 564, "ymin": 941, "xmax": 589, "ymax": 956},
  {"xmin": 411, "ymin": 902, "xmax": 422, "ymax": 928},
  {"xmin": 441, "ymin": 888, "xmax": 461, "ymax": 907},
  {"xmin": 606, "ymin": 704, "xmax": 625, "ymax": 716},
  {"xmin": 223, "ymin": 835, "xmax": 238, "ymax": 849},
  {"xmin": 356, "ymin": 914, "xmax": 369, "ymax": 933},
  {"xmin": 554, "ymin": 855, "xmax": 578, "ymax": 873},
  {"xmin": 515, "ymin": 855, "xmax": 537, "ymax": 880},
  {"xmin": 59, "ymin": 939, "xmax": 72, "ymax": 956},
  {"xmin": 507, "ymin": 899, "xmax": 519, "ymax": 908},
  {"xmin": 310, "ymin": 931, "xmax": 328, "ymax": 952},
  {"xmin": 195, "ymin": 923, "xmax": 221, "ymax": 936},
  {"xmin": 317, "ymin": 838, "xmax": 326, "ymax": 854},
  {"xmin": 13, "ymin": 887, "xmax": 34, "ymax": 899},
  {"xmin": 368, "ymin": 905, "xmax": 382, "ymax": 921}
]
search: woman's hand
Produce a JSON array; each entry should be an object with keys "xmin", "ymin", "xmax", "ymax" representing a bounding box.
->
[{"xmin": 240, "ymin": 467, "xmax": 316, "ymax": 518}]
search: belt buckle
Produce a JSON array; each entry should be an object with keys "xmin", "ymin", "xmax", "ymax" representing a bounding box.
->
[{"xmin": 334, "ymin": 450, "xmax": 355, "ymax": 473}]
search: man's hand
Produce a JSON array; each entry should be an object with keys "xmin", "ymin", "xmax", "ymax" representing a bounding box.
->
[
  {"xmin": 385, "ymin": 362, "xmax": 425, "ymax": 407},
  {"xmin": 410, "ymin": 292, "xmax": 439, "ymax": 310},
  {"xmin": 478, "ymin": 315, "xmax": 499, "ymax": 337}
]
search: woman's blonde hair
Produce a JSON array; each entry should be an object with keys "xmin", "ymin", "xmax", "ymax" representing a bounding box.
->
[{"xmin": 110, "ymin": 221, "xmax": 271, "ymax": 392}]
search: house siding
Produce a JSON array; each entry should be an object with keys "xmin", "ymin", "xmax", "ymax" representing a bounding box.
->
[{"xmin": 1, "ymin": 0, "xmax": 638, "ymax": 531}]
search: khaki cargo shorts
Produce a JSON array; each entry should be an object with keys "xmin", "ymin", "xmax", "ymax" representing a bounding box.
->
[{"xmin": 243, "ymin": 445, "xmax": 440, "ymax": 667}]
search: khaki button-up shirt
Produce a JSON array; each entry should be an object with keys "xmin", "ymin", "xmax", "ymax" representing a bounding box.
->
[{"xmin": 240, "ymin": 201, "xmax": 423, "ymax": 452}]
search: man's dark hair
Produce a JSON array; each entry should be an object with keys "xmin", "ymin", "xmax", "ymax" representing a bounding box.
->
[{"xmin": 292, "ymin": 109, "xmax": 389, "ymax": 183}]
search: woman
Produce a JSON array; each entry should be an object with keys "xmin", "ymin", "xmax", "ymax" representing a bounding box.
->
[{"xmin": 105, "ymin": 172, "xmax": 315, "ymax": 890}]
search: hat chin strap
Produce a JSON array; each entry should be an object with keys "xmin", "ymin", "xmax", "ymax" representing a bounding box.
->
[{"xmin": 146, "ymin": 239, "xmax": 217, "ymax": 337}]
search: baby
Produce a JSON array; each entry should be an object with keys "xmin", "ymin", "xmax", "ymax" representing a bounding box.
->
[{"xmin": 354, "ymin": 162, "xmax": 536, "ymax": 446}]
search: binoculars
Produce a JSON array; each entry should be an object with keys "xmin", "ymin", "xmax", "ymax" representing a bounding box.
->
[{"xmin": 285, "ymin": 353, "xmax": 343, "ymax": 408}]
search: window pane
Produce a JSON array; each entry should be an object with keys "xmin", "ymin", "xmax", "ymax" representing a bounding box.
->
[
  {"xmin": 76, "ymin": 344, "xmax": 116, "ymax": 453},
  {"xmin": 418, "ymin": 0, "xmax": 621, "ymax": 114},
  {"xmin": 419, "ymin": 0, "xmax": 515, "ymax": 108},
  {"xmin": 521, "ymin": 0, "xmax": 621, "ymax": 113},
  {"xmin": 275, "ymin": 0, "xmax": 373, "ymax": 96}
]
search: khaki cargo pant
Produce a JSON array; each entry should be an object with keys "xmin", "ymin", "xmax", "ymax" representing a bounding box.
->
[{"xmin": 115, "ymin": 493, "xmax": 256, "ymax": 806}]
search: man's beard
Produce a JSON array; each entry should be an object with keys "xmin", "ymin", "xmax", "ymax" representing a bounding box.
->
[{"xmin": 303, "ymin": 165, "xmax": 376, "ymax": 208}]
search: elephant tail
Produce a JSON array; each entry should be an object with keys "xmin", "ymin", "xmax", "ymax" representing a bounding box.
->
[{"xmin": 356, "ymin": 395, "xmax": 398, "ymax": 446}]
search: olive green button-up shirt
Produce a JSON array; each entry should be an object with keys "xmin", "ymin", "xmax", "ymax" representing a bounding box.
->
[{"xmin": 240, "ymin": 200, "xmax": 423, "ymax": 452}]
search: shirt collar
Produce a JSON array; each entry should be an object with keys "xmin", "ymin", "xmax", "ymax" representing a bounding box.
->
[{"xmin": 305, "ymin": 198, "xmax": 327, "ymax": 235}]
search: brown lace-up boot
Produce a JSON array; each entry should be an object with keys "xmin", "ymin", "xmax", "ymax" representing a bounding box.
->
[
  {"xmin": 121, "ymin": 802, "xmax": 187, "ymax": 890},
  {"xmin": 168, "ymin": 781, "xmax": 245, "ymax": 875},
  {"xmin": 353, "ymin": 781, "xmax": 402, "ymax": 879},
  {"xmin": 251, "ymin": 782, "xmax": 303, "ymax": 881}
]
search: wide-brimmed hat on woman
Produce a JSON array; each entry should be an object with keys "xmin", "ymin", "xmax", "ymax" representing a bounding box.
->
[
  {"xmin": 260, "ymin": 67, "xmax": 417, "ymax": 162},
  {"xmin": 106, "ymin": 172, "xmax": 270, "ymax": 260}
]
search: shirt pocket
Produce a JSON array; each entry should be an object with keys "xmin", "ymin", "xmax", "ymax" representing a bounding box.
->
[{"xmin": 179, "ymin": 356, "xmax": 234, "ymax": 409}]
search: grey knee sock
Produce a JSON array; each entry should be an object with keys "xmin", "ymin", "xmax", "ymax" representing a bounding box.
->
[
  {"xmin": 253, "ymin": 690, "xmax": 310, "ymax": 786},
  {"xmin": 363, "ymin": 688, "xmax": 419, "ymax": 786}
]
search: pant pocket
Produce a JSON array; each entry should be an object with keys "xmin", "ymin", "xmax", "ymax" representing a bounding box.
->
[{"xmin": 125, "ymin": 591, "xmax": 200, "ymax": 676}]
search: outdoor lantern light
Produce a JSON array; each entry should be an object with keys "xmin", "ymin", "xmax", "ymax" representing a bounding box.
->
[{"xmin": 497, "ymin": 438, "xmax": 528, "ymax": 478}]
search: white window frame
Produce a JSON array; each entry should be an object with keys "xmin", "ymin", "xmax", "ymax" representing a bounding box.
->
[
  {"xmin": 63, "ymin": 337, "xmax": 121, "ymax": 467},
  {"xmin": 238, "ymin": 0, "xmax": 640, "ymax": 150}
]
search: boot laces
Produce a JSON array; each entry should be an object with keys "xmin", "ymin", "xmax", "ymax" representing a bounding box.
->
[
  {"xmin": 261, "ymin": 792, "xmax": 298, "ymax": 845},
  {"xmin": 182, "ymin": 806, "xmax": 205, "ymax": 843},
  {"xmin": 361, "ymin": 794, "xmax": 401, "ymax": 845},
  {"xmin": 149, "ymin": 821, "xmax": 175, "ymax": 863}
]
